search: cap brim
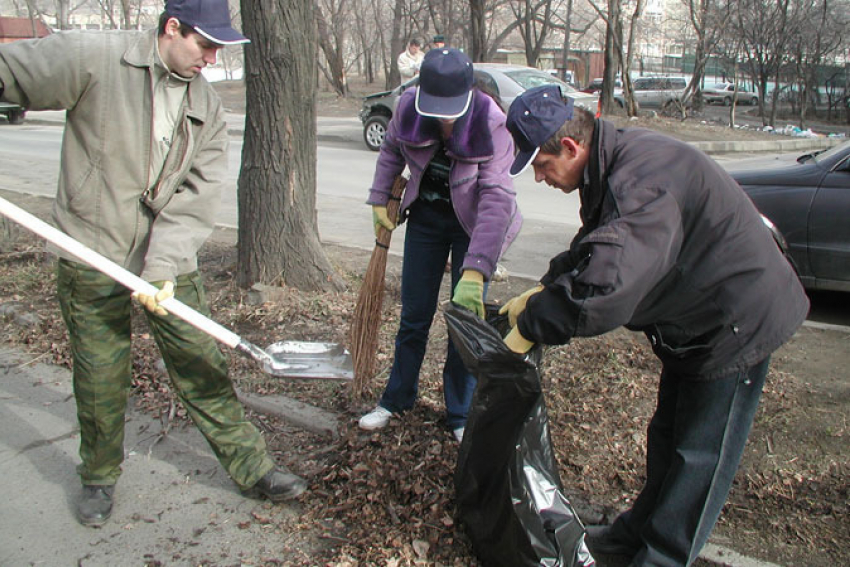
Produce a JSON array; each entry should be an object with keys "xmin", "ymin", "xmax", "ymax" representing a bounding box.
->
[
  {"xmin": 194, "ymin": 26, "xmax": 250, "ymax": 45},
  {"xmin": 415, "ymin": 88, "xmax": 471, "ymax": 119},
  {"xmin": 509, "ymin": 146, "xmax": 539, "ymax": 177}
]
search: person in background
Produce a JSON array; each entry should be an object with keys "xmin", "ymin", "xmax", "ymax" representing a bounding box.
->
[
  {"xmin": 0, "ymin": 0, "xmax": 307, "ymax": 527},
  {"xmin": 359, "ymin": 48, "xmax": 521, "ymax": 443},
  {"xmin": 500, "ymin": 85, "xmax": 808, "ymax": 566},
  {"xmin": 397, "ymin": 38, "xmax": 424, "ymax": 82},
  {"xmin": 432, "ymin": 34, "xmax": 446, "ymax": 49}
]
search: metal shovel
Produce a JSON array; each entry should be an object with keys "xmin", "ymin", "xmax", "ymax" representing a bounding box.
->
[{"xmin": 0, "ymin": 196, "xmax": 353, "ymax": 381}]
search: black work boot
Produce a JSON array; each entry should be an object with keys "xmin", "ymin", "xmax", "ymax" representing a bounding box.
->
[
  {"xmin": 585, "ymin": 524, "xmax": 641, "ymax": 557},
  {"xmin": 248, "ymin": 467, "xmax": 307, "ymax": 502},
  {"xmin": 77, "ymin": 485, "xmax": 115, "ymax": 527}
]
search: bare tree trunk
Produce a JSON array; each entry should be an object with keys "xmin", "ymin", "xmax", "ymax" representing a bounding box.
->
[
  {"xmin": 600, "ymin": 0, "xmax": 619, "ymax": 114},
  {"xmin": 729, "ymin": 57, "xmax": 739, "ymax": 128},
  {"xmin": 120, "ymin": 0, "xmax": 133, "ymax": 29},
  {"xmin": 470, "ymin": 0, "xmax": 487, "ymax": 62},
  {"xmin": 238, "ymin": 0, "xmax": 345, "ymax": 291},
  {"xmin": 56, "ymin": 0, "xmax": 71, "ymax": 29},
  {"xmin": 514, "ymin": 0, "xmax": 554, "ymax": 68},
  {"xmin": 316, "ymin": 2, "xmax": 349, "ymax": 96},
  {"xmin": 560, "ymin": 0, "xmax": 573, "ymax": 82},
  {"xmin": 618, "ymin": 0, "xmax": 642, "ymax": 116},
  {"xmin": 386, "ymin": 0, "xmax": 404, "ymax": 88}
]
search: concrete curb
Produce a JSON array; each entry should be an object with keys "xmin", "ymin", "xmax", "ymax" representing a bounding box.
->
[{"xmin": 690, "ymin": 136, "xmax": 844, "ymax": 154}]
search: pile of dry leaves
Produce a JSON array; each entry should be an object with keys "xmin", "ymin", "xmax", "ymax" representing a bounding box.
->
[{"xmin": 1, "ymin": 218, "xmax": 846, "ymax": 566}]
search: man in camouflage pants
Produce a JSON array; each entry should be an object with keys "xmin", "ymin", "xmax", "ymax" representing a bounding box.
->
[{"xmin": 0, "ymin": 0, "xmax": 306, "ymax": 527}]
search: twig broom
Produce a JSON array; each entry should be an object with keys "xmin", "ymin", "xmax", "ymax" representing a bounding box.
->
[{"xmin": 349, "ymin": 175, "xmax": 407, "ymax": 398}]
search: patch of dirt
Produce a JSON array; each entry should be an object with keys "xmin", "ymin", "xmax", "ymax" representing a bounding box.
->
[{"xmin": 1, "ymin": 188, "xmax": 847, "ymax": 566}]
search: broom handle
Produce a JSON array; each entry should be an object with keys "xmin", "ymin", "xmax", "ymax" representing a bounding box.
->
[{"xmin": 376, "ymin": 175, "xmax": 407, "ymax": 247}]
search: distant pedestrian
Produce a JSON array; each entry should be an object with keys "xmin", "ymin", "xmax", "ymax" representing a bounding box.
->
[
  {"xmin": 397, "ymin": 38, "xmax": 424, "ymax": 82},
  {"xmin": 0, "ymin": 0, "xmax": 307, "ymax": 527},
  {"xmin": 432, "ymin": 34, "xmax": 446, "ymax": 49}
]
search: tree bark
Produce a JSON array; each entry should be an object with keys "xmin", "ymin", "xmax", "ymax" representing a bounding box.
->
[
  {"xmin": 600, "ymin": 0, "xmax": 619, "ymax": 114},
  {"xmin": 559, "ymin": 0, "xmax": 573, "ymax": 82},
  {"xmin": 315, "ymin": 0, "xmax": 349, "ymax": 96},
  {"xmin": 386, "ymin": 0, "xmax": 405, "ymax": 88},
  {"xmin": 470, "ymin": 0, "xmax": 487, "ymax": 62},
  {"xmin": 238, "ymin": 0, "xmax": 345, "ymax": 291}
]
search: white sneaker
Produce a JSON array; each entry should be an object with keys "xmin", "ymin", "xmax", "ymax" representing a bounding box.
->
[
  {"xmin": 453, "ymin": 426, "xmax": 465, "ymax": 443},
  {"xmin": 493, "ymin": 263, "xmax": 509, "ymax": 282},
  {"xmin": 358, "ymin": 406, "xmax": 393, "ymax": 430}
]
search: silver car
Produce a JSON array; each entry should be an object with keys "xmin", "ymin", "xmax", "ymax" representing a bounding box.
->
[
  {"xmin": 614, "ymin": 76, "xmax": 688, "ymax": 110},
  {"xmin": 359, "ymin": 63, "xmax": 599, "ymax": 151},
  {"xmin": 701, "ymin": 82, "xmax": 759, "ymax": 106}
]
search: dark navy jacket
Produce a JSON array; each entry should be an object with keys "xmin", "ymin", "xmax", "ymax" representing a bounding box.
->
[{"xmin": 517, "ymin": 119, "xmax": 809, "ymax": 379}]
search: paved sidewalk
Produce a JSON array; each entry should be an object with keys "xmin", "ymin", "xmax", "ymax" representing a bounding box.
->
[{"xmin": 0, "ymin": 346, "xmax": 313, "ymax": 566}]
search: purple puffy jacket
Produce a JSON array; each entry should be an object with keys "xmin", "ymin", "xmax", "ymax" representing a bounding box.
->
[{"xmin": 367, "ymin": 88, "xmax": 522, "ymax": 279}]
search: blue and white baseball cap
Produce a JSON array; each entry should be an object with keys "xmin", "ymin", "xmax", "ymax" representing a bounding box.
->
[
  {"xmin": 165, "ymin": 0, "xmax": 250, "ymax": 45},
  {"xmin": 415, "ymin": 48, "xmax": 474, "ymax": 119},
  {"xmin": 506, "ymin": 85, "xmax": 574, "ymax": 176}
]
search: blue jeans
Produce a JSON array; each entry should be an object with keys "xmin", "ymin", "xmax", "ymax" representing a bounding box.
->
[
  {"xmin": 379, "ymin": 200, "xmax": 482, "ymax": 428},
  {"xmin": 609, "ymin": 357, "xmax": 770, "ymax": 566}
]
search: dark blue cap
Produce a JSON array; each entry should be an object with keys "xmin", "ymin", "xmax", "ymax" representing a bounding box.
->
[
  {"xmin": 165, "ymin": 0, "xmax": 250, "ymax": 45},
  {"xmin": 506, "ymin": 85, "xmax": 574, "ymax": 176},
  {"xmin": 415, "ymin": 48, "xmax": 473, "ymax": 119}
]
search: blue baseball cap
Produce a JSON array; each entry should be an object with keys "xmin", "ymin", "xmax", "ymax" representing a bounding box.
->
[
  {"xmin": 506, "ymin": 85, "xmax": 574, "ymax": 176},
  {"xmin": 415, "ymin": 48, "xmax": 473, "ymax": 119},
  {"xmin": 165, "ymin": 0, "xmax": 250, "ymax": 45}
]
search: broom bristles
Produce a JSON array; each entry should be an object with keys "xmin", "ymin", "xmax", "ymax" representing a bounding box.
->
[
  {"xmin": 350, "ymin": 247, "xmax": 388, "ymax": 397},
  {"xmin": 350, "ymin": 176, "xmax": 406, "ymax": 398}
]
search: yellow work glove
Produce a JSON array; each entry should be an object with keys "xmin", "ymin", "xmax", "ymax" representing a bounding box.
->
[
  {"xmin": 498, "ymin": 283, "xmax": 544, "ymax": 327},
  {"xmin": 504, "ymin": 326, "xmax": 534, "ymax": 354},
  {"xmin": 133, "ymin": 281, "xmax": 174, "ymax": 317},
  {"xmin": 372, "ymin": 205, "xmax": 396, "ymax": 238},
  {"xmin": 452, "ymin": 270, "xmax": 485, "ymax": 318}
]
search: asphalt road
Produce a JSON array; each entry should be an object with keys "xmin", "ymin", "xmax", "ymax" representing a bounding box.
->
[{"xmin": 0, "ymin": 120, "xmax": 847, "ymax": 329}]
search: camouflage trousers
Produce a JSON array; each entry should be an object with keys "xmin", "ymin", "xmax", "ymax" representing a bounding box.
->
[{"xmin": 56, "ymin": 259, "xmax": 274, "ymax": 489}]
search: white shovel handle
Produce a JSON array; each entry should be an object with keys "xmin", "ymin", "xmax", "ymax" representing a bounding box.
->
[{"xmin": 0, "ymin": 195, "xmax": 242, "ymax": 349}]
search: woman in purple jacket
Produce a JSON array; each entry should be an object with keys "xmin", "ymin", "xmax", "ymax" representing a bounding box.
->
[{"xmin": 359, "ymin": 48, "xmax": 521, "ymax": 442}]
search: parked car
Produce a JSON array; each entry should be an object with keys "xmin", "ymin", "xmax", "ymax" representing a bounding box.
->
[
  {"xmin": 0, "ymin": 101, "xmax": 26, "ymax": 124},
  {"xmin": 726, "ymin": 141, "xmax": 850, "ymax": 292},
  {"xmin": 581, "ymin": 77, "xmax": 621, "ymax": 94},
  {"xmin": 614, "ymin": 76, "xmax": 688, "ymax": 110},
  {"xmin": 701, "ymin": 82, "xmax": 758, "ymax": 106},
  {"xmin": 358, "ymin": 63, "xmax": 599, "ymax": 151}
]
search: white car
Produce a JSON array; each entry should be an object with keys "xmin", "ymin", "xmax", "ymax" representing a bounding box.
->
[
  {"xmin": 701, "ymin": 82, "xmax": 759, "ymax": 106},
  {"xmin": 359, "ymin": 63, "xmax": 599, "ymax": 151}
]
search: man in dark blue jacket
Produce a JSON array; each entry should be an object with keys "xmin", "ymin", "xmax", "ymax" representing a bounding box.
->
[{"xmin": 500, "ymin": 85, "xmax": 809, "ymax": 567}]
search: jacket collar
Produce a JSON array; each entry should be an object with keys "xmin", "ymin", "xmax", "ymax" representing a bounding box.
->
[
  {"xmin": 123, "ymin": 29, "xmax": 210, "ymax": 123},
  {"xmin": 394, "ymin": 89, "xmax": 495, "ymax": 160},
  {"xmin": 579, "ymin": 118, "xmax": 611, "ymax": 227}
]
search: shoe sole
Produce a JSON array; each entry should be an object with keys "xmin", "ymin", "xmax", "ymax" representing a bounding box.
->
[
  {"xmin": 77, "ymin": 514, "xmax": 109, "ymax": 528},
  {"xmin": 242, "ymin": 483, "xmax": 307, "ymax": 503},
  {"xmin": 358, "ymin": 421, "xmax": 390, "ymax": 431}
]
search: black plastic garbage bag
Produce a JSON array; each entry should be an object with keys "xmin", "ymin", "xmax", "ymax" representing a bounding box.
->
[{"xmin": 446, "ymin": 303, "xmax": 595, "ymax": 567}]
